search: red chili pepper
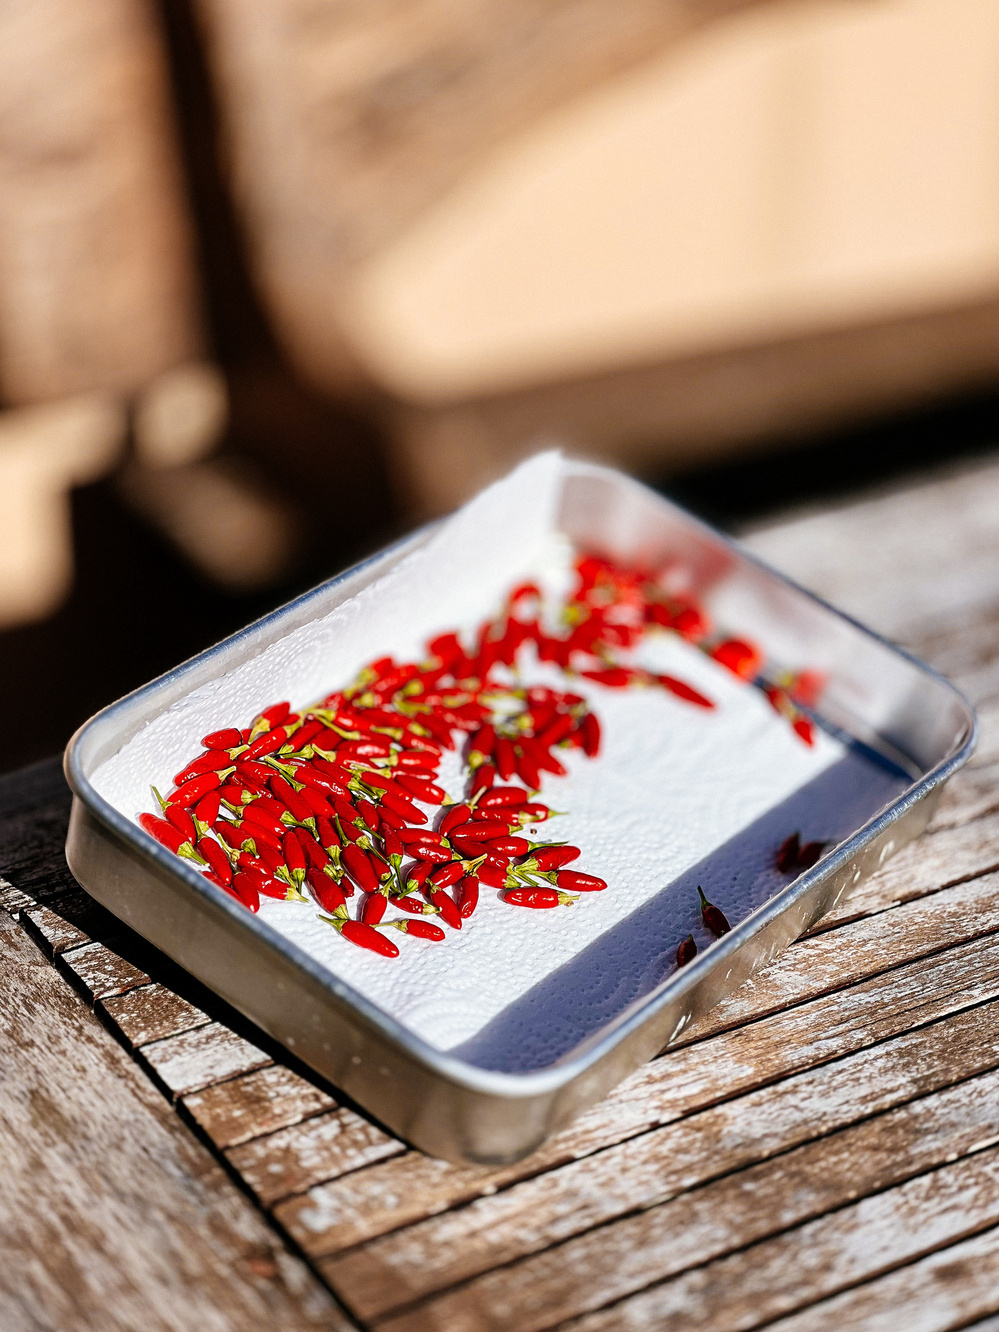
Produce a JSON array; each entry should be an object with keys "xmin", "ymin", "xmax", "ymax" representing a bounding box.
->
[
  {"xmin": 797, "ymin": 840, "xmax": 826, "ymax": 869},
  {"xmin": 335, "ymin": 919, "xmax": 399, "ymax": 958},
  {"xmin": 581, "ymin": 712, "xmax": 601, "ymax": 758},
  {"xmin": 511, "ymin": 804, "xmax": 555, "ymax": 825},
  {"xmin": 429, "ymin": 889, "xmax": 462, "ymax": 930},
  {"xmin": 217, "ymin": 782, "xmax": 250, "ymax": 808},
  {"xmin": 673, "ymin": 604, "xmax": 711, "ymax": 642},
  {"xmin": 217, "ymin": 872, "xmax": 256, "ymax": 911},
  {"xmin": 203, "ymin": 727, "xmax": 243, "ymax": 750},
  {"xmin": 235, "ymin": 760, "xmax": 276, "ymax": 786},
  {"xmin": 710, "ymin": 638, "xmax": 763, "ymax": 681},
  {"xmin": 475, "ymin": 860, "xmax": 511, "ymax": 888},
  {"xmin": 268, "ymin": 775, "xmax": 312, "ymax": 824},
  {"xmin": 523, "ymin": 844, "xmax": 579, "ymax": 871},
  {"xmin": 537, "ymin": 713, "xmax": 575, "ymax": 748},
  {"xmin": 676, "ymin": 934, "xmax": 697, "ymax": 967},
  {"xmin": 483, "ymin": 836, "xmax": 530, "ymax": 858},
  {"xmin": 138, "ymin": 813, "xmax": 204, "ymax": 862},
  {"xmin": 468, "ymin": 724, "xmax": 496, "ymax": 764},
  {"xmin": 552, "ymin": 870, "xmax": 606, "ymax": 892},
  {"xmin": 440, "ymin": 803, "xmax": 472, "ymax": 836},
  {"xmin": 342, "ymin": 844, "xmax": 380, "ymax": 893},
  {"xmin": 249, "ymin": 726, "xmax": 294, "ymax": 760},
  {"xmin": 395, "ymin": 751, "xmax": 439, "ymax": 772},
  {"xmin": 775, "ymin": 832, "xmax": 801, "ymax": 873},
  {"xmin": 256, "ymin": 873, "xmax": 289, "ymax": 899},
  {"xmin": 297, "ymin": 784, "xmax": 333, "ymax": 820},
  {"xmin": 194, "ymin": 789, "xmax": 222, "ymax": 829},
  {"xmin": 504, "ymin": 887, "xmax": 575, "ymax": 909},
  {"xmin": 429, "ymin": 861, "xmax": 465, "ymax": 890},
  {"xmin": 404, "ymin": 861, "xmax": 434, "ymax": 892},
  {"xmin": 457, "ymin": 875, "xmax": 479, "ymax": 918},
  {"xmin": 355, "ymin": 797, "xmax": 381, "ymax": 831},
  {"xmin": 427, "ymin": 631, "xmax": 468, "ymax": 671},
  {"xmin": 377, "ymin": 788, "xmax": 428, "ymax": 824},
  {"xmin": 405, "ymin": 841, "xmax": 453, "ymax": 865},
  {"xmin": 242, "ymin": 805, "xmax": 286, "ymax": 838},
  {"xmin": 165, "ymin": 803, "xmax": 197, "ymax": 843},
  {"xmin": 339, "ymin": 739, "xmax": 393, "ymax": 760},
  {"xmin": 169, "ymin": 770, "xmax": 225, "ymax": 807},
  {"xmin": 256, "ymin": 842, "xmax": 285, "ymax": 874},
  {"xmin": 173, "ymin": 750, "xmax": 233, "ymax": 785},
  {"xmin": 199, "ymin": 837, "xmax": 233, "ymax": 885},
  {"xmin": 515, "ymin": 747, "xmax": 540, "ymax": 789},
  {"xmin": 394, "ymin": 774, "xmax": 446, "ymax": 804},
  {"xmin": 580, "ymin": 667, "xmax": 637, "ymax": 688},
  {"xmin": 793, "ymin": 717, "xmax": 815, "ymax": 746},
  {"xmin": 307, "ymin": 869, "xmax": 345, "ymax": 913},
  {"xmin": 417, "ymin": 713, "xmax": 454, "ymax": 749},
  {"xmin": 315, "ymin": 816, "xmax": 340, "ymax": 852},
  {"xmin": 657, "ymin": 676, "xmax": 715, "ymax": 709},
  {"xmin": 396, "ymin": 827, "xmax": 445, "ymax": 846},
  {"xmin": 698, "ymin": 885, "xmax": 731, "ymax": 937},
  {"xmin": 393, "ymin": 894, "xmax": 437, "ymax": 915},
  {"xmin": 393, "ymin": 919, "xmax": 446, "ymax": 941},
  {"xmin": 495, "ymin": 736, "xmax": 517, "ymax": 781},
  {"xmin": 470, "ymin": 763, "xmax": 496, "ymax": 796},
  {"xmin": 448, "ymin": 821, "xmax": 509, "ymax": 842},
  {"xmin": 294, "ymin": 829, "xmax": 329, "ymax": 873},
  {"xmin": 360, "ymin": 892, "xmax": 387, "ymax": 924},
  {"xmin": 288, "ymin": 719, "xmax": 324, "ymax": 750},
  {"xmin": 478, "ymin": 787, "xmax": 530, "ymax": 808},
  {"xmin": 522, "ymin": 737, "xmax": 566, "ymax": 778},
  {"xmin": 382, "ymin": 827, "xmax": 404, "ymax": 860}
]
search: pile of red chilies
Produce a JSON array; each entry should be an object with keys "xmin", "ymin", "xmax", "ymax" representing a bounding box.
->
[{"xmin": 138, "ymin": 553, "xmax": 820, "ymax": 958}]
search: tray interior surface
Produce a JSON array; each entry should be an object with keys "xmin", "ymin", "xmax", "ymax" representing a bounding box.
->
[{"xmin": 71, "ymin": 456, "xmax": 970, "ymax": 1081}]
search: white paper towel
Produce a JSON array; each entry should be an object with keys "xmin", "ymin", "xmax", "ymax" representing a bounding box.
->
[{"xmin": 92, "ymin": 452, "xmax": 847, "ymax": 1058}]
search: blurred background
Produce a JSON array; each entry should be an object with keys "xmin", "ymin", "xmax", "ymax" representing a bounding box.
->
[{"xmin": 2, "ymin": 0, "xmax": 999, "ymax": 774}]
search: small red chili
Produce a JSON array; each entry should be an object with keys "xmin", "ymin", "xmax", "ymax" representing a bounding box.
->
[
  {"xmin": 169, "ymin": 770, "xmax": 225, "ymax": 807},
  {"xmin": 775, "ymin": 832, "xmax": 801, "ymax": 873},
  {"xmin": 551, "ymin": 870, "xmax": 606, "ymax": 892},
  {"xmin": 393, "ymin": 919, "xmax": 446, "ymax": 941},
  {"xmin": 245, "ymin": 727, "xmax": 290, "ymax": 760},
  {"xmin": 193, "ymin": 789, "xmax": 223, "ymax": 829},
  {"xmin": 360, "ymin": 892, "xmax": 387, "ymax": 924},
  {"xmin": 429, "ymin": 861, "xmax": 465, "ymax": 890},
  {"xmin": 511, "ymin": 804, "xmax": 556, "ymax": 825},
  {"xmin": 406, "ymin": 841, "xmax": 453, "ymax": 865},
  {"xmin": 336, "ymin": 919, "xmax": 399, "ymax": 958},
  {"xmin": 515, "ymin": 747, "xmax": 541, "ymax": 789},
  {"xmin": 382, "ymin": 827, "xmax": 404, "ymax": 860},
  {"xmin": 293, "ymin": 828, "xmax": 328, "ymax": 873},
  {"xmin": 676, "ymin": 934, "xmax": 697, "ymax": 967},
  {"xmin": 468, "ymin": 723, "xmax": 497, "ymax": 764},
  {"xmin": 174, "ymin": 750, "xmax": 233, "ymax": 785},
  {"xmin": 797, "ymin": 840, "xmax": 826, "ymax": 869},
  {"xmin": 138, "ymin": 813, "xmax": 204, "ymax": 863},
  {"xmin": 523, "ymin": 844, "xmax": 580, "ymax": 872},
  {"xmin": 657, "ymin": 676, "xmax": 715, "ymax": 709},
  {"xmin": 378, "ymin": 788, "xmax": 428, "ymax": 824},
  {"xmin": 393, "ymin": 894, "xmax": 438, "ymax": 915},
  {"xmin": 200, "ymin": 838, "xmax": 233, "ymax": 885},
  {"xmin": 395, "ymin": 774, "xmax": 446, "ymax": 804},
  {"xmin": 203, "ymin": 727, "xmax": 243, "ymax": 750},
  {"xmin": 581, "ymin": 712, "xmax": 601, "ymax": 757},
  {"xmin": 342, "ymin": 844, "xmax": 380, "ymax": 893},
  {"xmin": 495, "ymin": 737, "xmax": 517, "ymax": 781},
  {"xmin": 429, "ymin": 889, "xmax": 462, "ymax": 930},
  {"xmin": 698, "ymin": 886, "xmax": 731, "ymax": 937},
  {"xmin": 396, "ymin": 827, "xmax": 445, "ymax": 846},
  {"xmin": 504, "ymin": 887, "xmax": 575, "ymax": 909},
  {"xmin": 475, "ymin": 860, "xmax": 510, "ymax": 888},
  {"xmin": 448, "ymin": 821, "xmax": 509, "ymax": 842},
  {"xmin": 792, "ymin": 717, "xmax": 815, "ymax": 746},
  {"xmin": 227, "ymin": 873, "xmax": 260, "ymax": 912},
  {"xmin": 478, "ymin": 787, "xmax": 529, "ymax": 808},
  {"xmin": 470, "ymin": 763, "xmax": 496, "ymax": 795},
  {"xmin": 457, "ymin": 875, "xmax": 480, "ymax": 918},
  {"xmin": 483, "ymin": 836, "xmax": 530, "ymax": 858},
  {"xmin": 440, "ymin": 803, "xmax": 472, "ymax": 836},
  {"xmin": 165, "ymin": 803, "xmax": 197, "ymax": 843},
  {"xmin": 710, "ymin": 638, "xmax": 763, "ymax": 681},
  {"xmin": 307, "ymin": 870, "xmax": 346, "ymax": 913},
  {"xmin": 405, "ymin": 861, "xmax": 434, "ymax": 892},
  {"xmin": 253, "ymin": 701, "xmax": 291, "ymax": 731}
]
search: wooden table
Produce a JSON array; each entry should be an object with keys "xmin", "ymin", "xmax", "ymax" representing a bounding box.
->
[{"xmin": 4, "ymin": 457, "xmax": 999, "ymax": 1331}]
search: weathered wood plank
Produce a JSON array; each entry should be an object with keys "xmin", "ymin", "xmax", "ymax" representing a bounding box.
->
[
  {"xmin": 551, "ymin": 1150, "xmax": 999, "ymax": 1332},
  {"xmin": 807, "ymin": 808, "xmax": 999, "ymax": 934},
  {"xmin": 101, "ymin": 982, "xmax": 210, "ymax": 1049},
  {"xmin": 324, "ymin": 1005, "xmax": 999, "ymax": 1320},
  {"xmin": 929, "ymin": 759, "xmax": 999, "ymax": 832},
  {"xmin": 184, "ymin": 1065, "xmax": 338, "ymax": 1151},
  {"xmin": 60, "ymin": 940, "xmax": 150, "ymax": 1001},
  {"xmin": 0, "ymin": 877, "xmax": 35, "ymax": 915},
  {"xmin": 680, "ymin": 870, "xmax": 999, "ymax": 1044},
  {"xmin": 139, "ymin": 1021, "xmax": 271, "ymax": 1097},
  {"xmin": 0, "ymin": 910, "xmax": 349, "ymax": 1331},
  {"xmin": 20, "ymin": 903, "xmax": 91, "ymax": 956},
  {"xmin": 761, "ymin": 1227, "xmax": 999, "ymax": 1332},
  {"xmin": 366, "ymin": 1065, "xmax": 999, "ymax": 1330},
  {"xmin": 278, "ymin": 930, "xmax": 999, "ymax": 1258},
  {"xmin": 227, "ymin": 1109, "xmax": 404, "ymax": 1207}
]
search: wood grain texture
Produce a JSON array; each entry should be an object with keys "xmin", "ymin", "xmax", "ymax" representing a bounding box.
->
[
  {"xmin": 0, "ymin": 911, "xmax": 349, "ymax": 1332},
  {"xmin": 59, "ymin": 940, "xmax": 150, "ymax": 1001},
  {"xmin": 139, "ymin": 1021, "xmax": 272, "ymax": 1098},
  {"xmin": 184, "ymin": 1065, "xmax": 338, "ymax": 1150},
  {"xmin": 102, "ymin": 982, "xmax": 210, "ymax": 1048}
]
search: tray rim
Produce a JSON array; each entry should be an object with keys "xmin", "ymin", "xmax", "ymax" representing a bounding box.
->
[{"xmin": 63, "ymin": 461, "xmax": 978, "ymax": 1100}]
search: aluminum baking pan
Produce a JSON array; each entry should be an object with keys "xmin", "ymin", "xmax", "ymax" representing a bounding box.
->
[{"xmin": 64, "ymin": 459, "xmax": 976, "ymax": 1164}]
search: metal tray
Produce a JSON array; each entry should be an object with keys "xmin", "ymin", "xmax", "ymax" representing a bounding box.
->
[{"xmin": 64, "ymin": 460, "xmax": 976, "ymax": 1163}]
